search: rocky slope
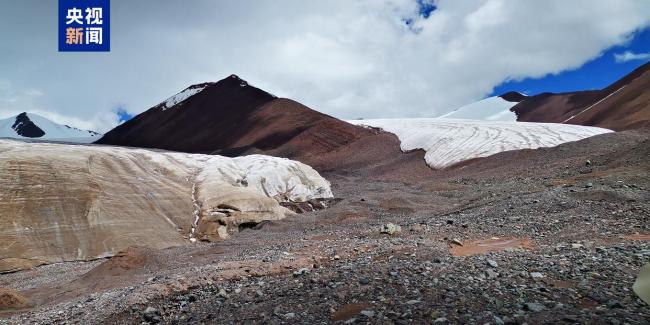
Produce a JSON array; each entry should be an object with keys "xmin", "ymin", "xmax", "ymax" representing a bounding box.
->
[
  {"xmin": 0, "ymin": 112, "xmax": 101, "ymax": 143},
  {"xmin": 511, "ymin": 61, "xmax": 650, "ymax": 130},
  {"xmin": 0, "ymin": 140, "xmax": 332, "ymax": 273}
]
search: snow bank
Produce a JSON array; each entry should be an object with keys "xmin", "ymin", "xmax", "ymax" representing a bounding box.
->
[
  {"xmin": 199, "ymin": 155, "xmax": 333, "ymax": 202},
  {"xmin": 348, "ymin": 118, "xmax": 612, "ymax": 169}
]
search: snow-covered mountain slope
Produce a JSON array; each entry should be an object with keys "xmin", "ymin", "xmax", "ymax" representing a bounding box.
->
[
  {"xmin": 348, "ymin": 118, "xmax": 612, "ymax": 169},
  {"xmin": 0, "ymin": 139, "xmax": 332, "ymax": 272},
  {"xmin": 438, "ymin": 94, "xmax": 525, "ymax": 121},
  {"xmin": 0, "ymin": 112, "xmax": 101, "ymax": 143}
]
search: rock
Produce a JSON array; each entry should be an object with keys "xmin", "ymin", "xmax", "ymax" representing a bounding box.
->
[
  {"xmin": 406, "ymin": 300, "xmax": 421, "ymax": 305},
  {"xmin": 218, "ymin": 289, "xmax": 230, "ymax": 299},
  {"xmin": 359, "ymin": 277, "xmax": 370, "ymax": 285},
  {"xmin": 487, "ymin": 260, "xmax": 498, "ymax": 268},
  {"xmin": 585, "ymin": 182, "xmax": 593, "ymax": 188},
  {"xmin": 571, "ymin": 243, "xmax": 584, "ymax": 249},
  {"xmin": 360, "ymin": 310, "xmax": 375, "ymax": 317},
  {"xmin": 530, "ymin": 272, "xmax": 544, "ymax": 279},
  {"xmin": 606, "ymin": 300, "xmax": 623, "ymax": 309},
  {"xmin": 0, "ymin": 288, "xmax": 29, "ymax": 310},
  {"xmin": 433, "ymin": 317, "xmax": 448, "ymax": 324},
  {"xmin": 284, "ymin": 312, "xmax": 296, "ymax": 319},
  {"xmin": 450, "ymin": 238, "xmax": 463, "ymax": 246},
  {"xmin": 293, "ymin": 268, "xmax": 310, "ymax": 277},
  {"xmin": 143, "ymin": 307, "xmax": 160, "ymax": 323},
  {"xmin": 524, "ymin": 302, "xmax": 545, "ymax": 312},
  {"xmin": 380, "ymin": 223, "xmax": 402, "ymax": 235},
  {"xmin": 486, "ymin": 269, "xmax": 499, "ymax": 279},
  {"xmin": 493, "ymin": 316, "xmax": 505, "ymax": 325},
  {"xmin": 144, "ymin": 307, "xmax": 159, "ymax": 315}
]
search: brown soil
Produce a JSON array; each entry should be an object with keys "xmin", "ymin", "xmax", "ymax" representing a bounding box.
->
[
  {"xmin": 450, "ymin": 238, "xmax": 534, "ymax": 256},
  {"xmin": 331, "ymin": 303, "xmax": 373, "ymax": 321},
  {"xmin": 623, "ymin": 234, "xmax": 650, "ymax": 241}
]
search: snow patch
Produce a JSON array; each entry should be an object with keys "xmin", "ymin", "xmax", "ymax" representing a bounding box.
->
[
  {"xmin": 160, "ymin": 84, "xmax": 210, "ymax": 111},
  {"xmin": 348, "ymin": 118, "xmax": 612, "ymax": 169}
]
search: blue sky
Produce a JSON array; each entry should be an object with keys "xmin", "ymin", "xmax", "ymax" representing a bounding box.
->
[
  {"xmin": 491, "ymin": 27, "xmax": 650, "ymax": 96},
  {"xmin": 116, "ymin": 108, "xmax": 133, "ymax": 123}
]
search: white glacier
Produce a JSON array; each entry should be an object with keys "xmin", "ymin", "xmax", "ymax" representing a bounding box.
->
[{"xmin": 348, "ymin": 118, "xmax": 612, "ymax": 169}]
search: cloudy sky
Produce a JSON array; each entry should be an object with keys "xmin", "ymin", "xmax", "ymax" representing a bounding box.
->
[{"xmin": 1, "ymin": 0, "xmax": 649, "ymax": 132}]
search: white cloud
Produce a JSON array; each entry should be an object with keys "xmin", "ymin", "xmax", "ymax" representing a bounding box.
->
[
  {"xmin": 0, "ymin": 0, "xmax": 649, "ymax": 132},
  {"xmin": 614, "ymin": 50, "xmax": 650, "ymax": 63}
]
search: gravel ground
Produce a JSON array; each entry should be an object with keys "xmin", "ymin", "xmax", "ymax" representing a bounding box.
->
[{"xmin": 1, "ymin": 129, "xmax": 649, "ymax": 324}]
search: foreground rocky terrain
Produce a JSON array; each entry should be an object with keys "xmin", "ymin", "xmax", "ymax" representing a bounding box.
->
[{"xmin": 1, "ymin": 128, "xmax": 648, "ymax": 324}]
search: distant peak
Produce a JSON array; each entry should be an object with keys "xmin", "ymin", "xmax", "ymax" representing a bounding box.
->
[
  {"xmin": 12, "ymin": 112, "xmax": 45, "ymax": 138},
  {"xmin": 225, "ymin": 74, "xmax": 249, "ymax": 87},
  {"xmin": 499, "ymin": 91, "xmax": 528, "ymax": 103}
]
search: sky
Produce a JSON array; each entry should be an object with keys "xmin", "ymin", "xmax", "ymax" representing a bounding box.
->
[{"xmin": 0, "ymin": 0, "xmax": 649, "ymax": 132}]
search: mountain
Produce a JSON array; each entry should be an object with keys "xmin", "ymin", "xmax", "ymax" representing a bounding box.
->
[
  {"xmin": 438, "ymin": 92, "xmax": 527, "ymax": 121},
  {"xmin": 0, "ymin": 139, "xmax": 332, "ymax": 273},
  {"xmin": 96, "ymin": 75, "xmax": 375, "ymax": 163},
  {"xmin": 511, "ymin": 61, "xmax": 650, "ymax": 130},
  {"xmin": 0, "ymin": 112, "xmax": 101, "ymax": 143}
]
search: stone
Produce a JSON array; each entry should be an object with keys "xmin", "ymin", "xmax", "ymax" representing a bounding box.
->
[
  {"xmin": 433, "ymin": 317, "xmax": 448, "ymax": 324},
  {"xmin": 0, "ymin": 288, "xmax": 29, "ymax": 310},
  {"xmin": 530, "ymin": 272, "xmax": 544, "ymax": 279},
  {"xmin": 218, "ymin": 289, "xmax": 230, "ymax": 299},
  {"xmin": 359, "ymin": 277, "xmax": 370, "ymax": 285},
  {"xmin": 450, "ymin": 238, "xmax": 463, "ymax": 246},
  {"xmin": 606, "ymin": 300, "xmax": 623, "ymax": 309},
  {"xmin": 487, "ymin": 260, "xmax": 498, "ymax": 268},
  {"xmin": 380, "ymin": 223, "xmax": 402, "ymax": 235},
  {"xmin": 143, "ymin": 307, "xmax": 160, "ymax": 323},
  {"xmin": 360, "ymin": 310, "xmax": 375, "ymax": 317},
  {"xmin": 524, "ymin": 302, "xmax": 545, "ymax": 312},
  {"xmin": 293, "ymin": 268, "xmax": 310, "ymax": 277}
]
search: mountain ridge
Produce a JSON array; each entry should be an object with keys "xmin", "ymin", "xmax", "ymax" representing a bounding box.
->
[{"xmin": 0, "ymin": 112, "xmax": 101, "ymax": 143}]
